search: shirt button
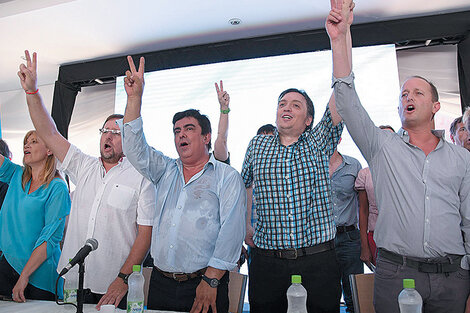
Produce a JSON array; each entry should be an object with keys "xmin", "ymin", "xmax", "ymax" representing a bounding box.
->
[
  {"xmin": 290, "ymin": 233, "xmax": 294, "ymax": 238},
  {"xmin": 288, "ymin": 214, "xmax": 293, "ymax": 219},
  {"xmin": 170, "ymin": 245, "xmax": 174, "ymax": 249},
  {"xmin": 177, "ymin": 206, "xmax": 182, "ymax": 210},
  {"xmin": 424, "ymin": 242, "xmax": 428, "ymax": 246},
  {"xmin": 423, "ymin": 179, "xmax": 426, "ymax": 183},
  {"xmin": 426, "ymin": 160, "xmax": 429, "ymax": 163},
  {"xmin": 426, "ymin": 196, "xmax": 429, "ymax": 200},
  {"xmin": 285, "ymin": 175, "xmax": 289, "ymax": 179},
  {"xmin": 172, "ymin": 223, "xmax": 176, "ymax": 227},
  {"xmin": 425, "ymin": 219, "xmax": 430, "ymax": 224}
]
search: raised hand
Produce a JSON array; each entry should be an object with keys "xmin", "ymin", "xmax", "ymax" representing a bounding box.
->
[
  {"xmin": 124, "ymin": 56, "xmax": 145, "ymax": 99},
  {"xmin": 18, "ymin": 50, "xmax": 38, "ymax": 93},
  {"xmin": 326, "ymin": 0, "xmax": 354, "ymax": 41},
  {"xmin": 215, "ymin": 80, "xmax": 230, "ymax": 110}
]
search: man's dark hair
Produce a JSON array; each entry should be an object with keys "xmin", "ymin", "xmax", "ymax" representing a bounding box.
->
[
  {"xmin": 449, "ymin": 116, "xmax": 463, "ymax": 137},
  {"xmin": 102, "ymin": 114, "xmax": 124, "ymax": 128},
  {"xmin": 378, "ymin": 125, "xmax": 395, "ymax": 132},
  {"xmin": 257, "ymin": 124, "xmax": 276, "ymax": 135},
  {"xmin": 410, "ymin": 76, "xmax": 439, "ymax": 103},
  {"xmin": 172, "ymin": 109, "xmax": 212, "ymax": 151},
  {"xmin": 0, "ymin": 139, "xmax": 11, "ymax": 159},
  {"xmin": 278, "ymin": 88, "xmax": 315, "ymax": 130}
]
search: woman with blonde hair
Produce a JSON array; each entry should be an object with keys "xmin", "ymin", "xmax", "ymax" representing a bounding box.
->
[{"xmin": 0, "ymin": 130, "xmax": 70, "ymax": 302}]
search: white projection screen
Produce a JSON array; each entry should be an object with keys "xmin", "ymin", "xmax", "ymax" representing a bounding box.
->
[{"xmin": 115, "ymin": 44, "xmax": 402, "ymax": 170}]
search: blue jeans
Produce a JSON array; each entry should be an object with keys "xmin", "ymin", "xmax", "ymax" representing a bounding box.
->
[{"xmin": 334, "ymin": 229, "xmax": 363, "ymax": 313}]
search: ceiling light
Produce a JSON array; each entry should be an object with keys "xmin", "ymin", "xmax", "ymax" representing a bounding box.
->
[
  {"xmin": 229, "ymin": 18, "xmax": 241, "ymax": 26},
  {"xmin": 425, "ymin": 39, "xmax": 432, "ymax": 46},
  {"xmin": 94, "ymin": 78, "xmax": 104, "ymax": 85}
]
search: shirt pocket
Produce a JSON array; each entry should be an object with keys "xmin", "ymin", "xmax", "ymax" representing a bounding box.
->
[{"xmin": 107, "ymin": 184, "xmax": 136, "ymax": 211}]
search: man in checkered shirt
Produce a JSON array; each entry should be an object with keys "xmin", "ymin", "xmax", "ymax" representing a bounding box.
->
[{"xmin": 241, "ymin": 0, "xmax": 354, "ymax": 312}]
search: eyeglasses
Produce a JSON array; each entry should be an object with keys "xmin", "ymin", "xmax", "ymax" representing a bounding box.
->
[{"xmin": 99, "ymin": 128, "xmax": 121, "ymax": 135}]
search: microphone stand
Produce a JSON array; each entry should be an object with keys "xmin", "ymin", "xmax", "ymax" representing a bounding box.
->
[{"xmin": 77, "ymin": 259, "xmax": 85, "ymax": 313}]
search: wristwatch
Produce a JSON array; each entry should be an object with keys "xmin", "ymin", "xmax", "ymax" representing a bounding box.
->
[
  {"xmin": 117, "ymin": 272, "xmax": 130, "ymax": 285},
  {"xmin": 201, "ymin": 275, "xmax": 220, "ymax": 288}
]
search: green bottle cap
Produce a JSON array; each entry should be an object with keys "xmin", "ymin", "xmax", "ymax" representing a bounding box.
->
[
  {"xmin": 133, "ymin": 265, "xmax": 141, "ymax": 272},
  {"xmin": 69, "ymin": 258, "xmax": 72, "ymax": 262},
  {"xmin": 291, "ymin": 275, "xmax": 302, "ymax": 284},
  {"xmin": 403, "ymin": 279, "xmax": 415, "ymax": 289}
]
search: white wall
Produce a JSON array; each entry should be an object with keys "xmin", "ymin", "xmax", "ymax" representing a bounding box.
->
[{"xmin": 0, "ymin": 82, "xmax": 115, "ymax": 165}]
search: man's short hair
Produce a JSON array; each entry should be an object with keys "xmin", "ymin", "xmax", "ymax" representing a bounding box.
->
[
  {"xmin": 172, "ymin": 109, "xmax": 212, "ymax": 151},
  {"xmin": 257, "ymin": 124, "xmax": 276, "ymax": 135},
  {"xmin": 278, "ymin": 88, "xmax": 315, "ymax": 130},
  {"xmin": 0, "ymin": 139, "xmax": 11, "ymax": 159},
  {"xmin": 102, "ymin": 114, "xmax": 124, "ymax": 128},
  {"xmin": 379, "ymin": 125, "xmax": 395, "ymax": 132},
  {"xmin": 450, "ymin": 116, "xmax": 463, "ymax": 137},
  {"xmin": 409, "ymin": 76, "xmax": 439, "ymax": 103}
]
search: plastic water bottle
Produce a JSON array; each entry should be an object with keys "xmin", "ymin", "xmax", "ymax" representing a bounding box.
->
[
  {"xmin": 127, "ymin": 265, "xmax": 145, "ymax": 313},
  {"xmin": 287, "ymin": 274, "xmax": 307, "ymax": 313},
  {"xmin": 398, "ymin": 279, "xmax": 422, "ymax": 313},
  {"xmin": 63, "ymin": 259, "xmax": 78, "ymax": 304}
]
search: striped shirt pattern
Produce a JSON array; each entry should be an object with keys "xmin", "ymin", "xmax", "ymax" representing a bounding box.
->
[{"xmin": 241, "ymin": 107, "xmax": 343, "ymax": 249}]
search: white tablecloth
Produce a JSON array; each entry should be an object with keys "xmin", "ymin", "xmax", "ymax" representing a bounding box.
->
[{"xmin": 0, "ymin": 300, "xmax": 182, "ymax": 313}]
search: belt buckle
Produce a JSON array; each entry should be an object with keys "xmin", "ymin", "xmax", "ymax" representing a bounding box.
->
[
  {"xmin": 283, "ymin": 248, "xmax": 298, "ymax": 260},
  {"xmin": 172, "ymin": 272, "xmax": 186, "ymax": 281}
]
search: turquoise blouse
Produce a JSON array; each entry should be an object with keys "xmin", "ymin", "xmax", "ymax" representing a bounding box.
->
[{"xmin": 0, "ymin": 158, "xmax": 70, "ymax": 296}]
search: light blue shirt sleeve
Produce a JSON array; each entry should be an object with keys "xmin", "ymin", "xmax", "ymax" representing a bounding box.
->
[
  {"xmin": 117, "ymin": 117, "xmax": 172, "ymax": 185},
  {"xmin": 208, "ymin": 168, "xmax": 247, "ymax": 270}
]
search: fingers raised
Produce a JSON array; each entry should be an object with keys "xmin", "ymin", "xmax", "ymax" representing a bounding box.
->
[
  {"xmin": 127, "ymin": 56, "xmax": 137, "ymax": 73},
  {"xmin": 138, "ymin": 56, "xmax": 145, "ymax": 74}
]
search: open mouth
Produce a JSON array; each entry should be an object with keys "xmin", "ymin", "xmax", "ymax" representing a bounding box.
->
[
  {"xmin": 406, "ymin": 105, "xmax": 415, "ymax": 112},
  {"xmin": 180, "ymin": 142, "xmax": 189, "ymax": 147},
  {"xmin": 24, "ymin": 151, "xmax": 31, "ymax": 155},
  {"xmin": 281, "ymin": 114, "xmax": 293, "ymax": 120}
]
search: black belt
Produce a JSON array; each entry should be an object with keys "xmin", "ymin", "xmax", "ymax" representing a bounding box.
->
[
  {"xmin": 336, "ymin": 225, "xmax": 356, "ymax": 234},
  {"xmin": 378, "ymin": 249, "xmax": 462, "ymax": 273},
  {"xmin": 155, "ymin": 267, "xmax": 206, "ymax": 282},
  {"xmin": 255, "ymin": 240, "xmax": 335, "ymax": 260}
]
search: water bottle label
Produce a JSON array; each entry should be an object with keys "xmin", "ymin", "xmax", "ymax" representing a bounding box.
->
[
  {"xmin": 64, "ymin": 289, "xmax": 77, "ymax": 304},
  {"xmin": 127, "ymin": 300, "xmax": 144, "ymax": 313}
]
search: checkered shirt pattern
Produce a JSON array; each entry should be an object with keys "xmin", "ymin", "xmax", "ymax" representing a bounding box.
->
[{"xmin": 241, "ymin": 107, "xmax": 343, "ymax": 249}]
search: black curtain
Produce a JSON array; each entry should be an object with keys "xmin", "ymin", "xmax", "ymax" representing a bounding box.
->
[
  {"xmin": 458, "ymin": 33, "xmax": 470, "ymax": 112},
  {"xmin": 51, "ymin": 81, "xmax": 80, "ymax": 139}
]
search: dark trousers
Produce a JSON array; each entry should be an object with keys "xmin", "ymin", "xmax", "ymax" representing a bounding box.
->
[
  {"xmin": 0, "ymin": 256, "xmax": 55, "ymax": 301},
  {"xmin": 374, "ymin": 254, "xmax": 470, "ymax": 313},
  {"xmin": 147, "ymin": 267, "xmax": 229, "ymax": 312},
  {"xmin": 334, "ymin": 229, "xmax": 364, "ymax": 313},
  {"xmin": 249, "ymin": 247, "xmax": 341, "ymax": 313},
  {"xmin": 83, "ymin": 289, "xmax": 127, "ymax": 310}
]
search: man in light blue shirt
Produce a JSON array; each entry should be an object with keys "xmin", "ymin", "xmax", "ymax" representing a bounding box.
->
[
  {"xmin": 329, "ymin": 146, "xmax": 362, "ymax": 312},
  {"xmin": 117, "ymin": 56, "xmax": 246, "ymax": 313}
]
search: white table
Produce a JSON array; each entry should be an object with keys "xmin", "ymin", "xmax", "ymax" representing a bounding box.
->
[{"xmin": 0, "ymin": 300, "xmax": 182, "ymax": 313}]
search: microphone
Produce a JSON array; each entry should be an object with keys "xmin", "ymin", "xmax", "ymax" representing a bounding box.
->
[{"xmin": 59, "ymin": 238, "xmax": 98, "ymax": 276}]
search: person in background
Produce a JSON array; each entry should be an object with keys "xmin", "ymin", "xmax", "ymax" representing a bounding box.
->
[
  {"xmin": 449, "ymin": 116, "xmax": 470, "ymax": 152},
  {"xmin": 214, "ymin": 80, "xmax": 231, "ymax": 164},
  {"xmin": 355, "ymin": 125, "xmax": 394, "ymax": 268},
  {"xmin": 329, "ymin": 140, "xmax": 362, "ymax": 313},
  {"xmin": 0, "ymin": 131, "xmax": 70, "ymax": 302},
  {"xmin": 0, "ymin": 139, "xmax": 12, "ymax": 209},
  {"xmin": 19, "ymin": 50, "xmax": 156, "ymax": 310}
]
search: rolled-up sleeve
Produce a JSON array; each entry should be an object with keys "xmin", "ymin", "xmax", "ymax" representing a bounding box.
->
[
  {"xmin": 241, "ymin": 138, "xmax": 254, "ymax": 188},
  {"xmin": 208, "ymin": 169, "xmax": 247, "ymax": 271},
  {"xmin": 310, "ymin": 107, "xmax": 343, "ymax": 158}
]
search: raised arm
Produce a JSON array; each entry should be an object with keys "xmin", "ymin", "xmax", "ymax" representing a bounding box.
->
[
  {"xmin": 213, "ymin": 81, "xmax": 230, "ymax": 162},
  {"xmin": 123, "ymin": 56, "xmax": 145, "ymax": 124},
  {"xmin": 18, "ymin": 51, "xmax": 70, "ymax": 162},
  {"xmin": 325, "ymin": 0, "xmax": 354, "ymax": 126}
]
